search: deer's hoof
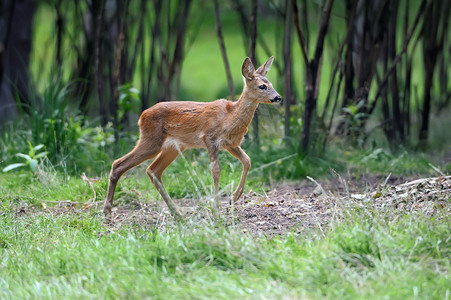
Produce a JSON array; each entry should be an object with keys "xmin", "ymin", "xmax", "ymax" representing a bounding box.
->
[{"xmin": 232, "ymin": 190, "xmax": 243, "ymax": 203}]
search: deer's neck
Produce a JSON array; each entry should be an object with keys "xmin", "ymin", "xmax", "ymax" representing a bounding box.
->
[{"xmin": 232, "ymin": 90, "xmax": 259, "ymax": 130}]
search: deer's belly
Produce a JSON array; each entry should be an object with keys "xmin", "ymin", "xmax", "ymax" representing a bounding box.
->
[
  {"xmin": 161, "ymin": 133, "xmax": 244, "ymax": 152},
  {"xmin": 161, "ymin": 136, "xmax": 204, "ymax": 151}
]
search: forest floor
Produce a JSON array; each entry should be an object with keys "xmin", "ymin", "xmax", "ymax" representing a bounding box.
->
[
  {"xmin": 12, "ymin": 175, "xmax": 450, "ymax": 235},
  {"xmin": 3, "ymin": 173, "xmax": 450, "ymax": 298}
]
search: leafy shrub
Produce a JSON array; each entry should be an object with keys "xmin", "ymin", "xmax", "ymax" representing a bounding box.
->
[
  {"xmin": 2, "ymin": 142, "xmax": 47, "ymax": 174},
  {"xmin": 0, "ymin": 78, "xmax": 138, "ymax": 175}
]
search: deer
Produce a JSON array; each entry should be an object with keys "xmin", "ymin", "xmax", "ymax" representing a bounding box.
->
[{"xmin": 103, "ymin": 56, "xmax": 281, "ymax": 219}]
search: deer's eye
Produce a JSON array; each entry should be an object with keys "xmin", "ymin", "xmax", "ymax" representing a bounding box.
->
[{"xmin": 258, "ymin": 85, "xmax": 267, "ymax": 90}]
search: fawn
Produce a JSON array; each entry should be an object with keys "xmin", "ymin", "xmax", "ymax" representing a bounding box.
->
[{"xmin": 103, "ymin": 56, "xmax": 281, "ymax": 218}]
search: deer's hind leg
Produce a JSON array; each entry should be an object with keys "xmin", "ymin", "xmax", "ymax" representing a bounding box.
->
[
  {"xmin": 103, "ymin": 140, "xmax": 161, "ymax": 217},
  {"xmin": 146, "ymin": 147, "xmax": 183, "ymax": 218}
]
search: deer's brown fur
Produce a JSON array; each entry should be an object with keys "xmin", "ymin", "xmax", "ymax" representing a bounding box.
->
[{"xmin": 103, "ymin": 57, "xmax": 281, "ymax": 218}]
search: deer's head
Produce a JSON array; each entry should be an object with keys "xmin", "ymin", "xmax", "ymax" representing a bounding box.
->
[{"xmin": 241, "ymin": 56, "xmax": 282, "ymax": 104}]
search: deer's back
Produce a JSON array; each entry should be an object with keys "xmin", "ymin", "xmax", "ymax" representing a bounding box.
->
[{"xmin": 138, "ymin": 99, "xmax": 244, "ymax": 149}]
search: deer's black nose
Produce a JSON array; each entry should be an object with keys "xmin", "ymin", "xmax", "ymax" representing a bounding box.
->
[{"xmin": 271, "ymin": 96, "xmax": 282, "ymax": 103}]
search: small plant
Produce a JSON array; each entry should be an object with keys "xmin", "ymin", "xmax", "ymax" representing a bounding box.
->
[
  {"xmin": 2, "ymin": 142, "xmax": 48, "ymax": 174},
  {"xmin": 118, "ymin": 83, "xmax": 141, "ymax": 122},
  {"xmin": 341, "ymin": 100, "xmax": 368, "ymax": 145}
]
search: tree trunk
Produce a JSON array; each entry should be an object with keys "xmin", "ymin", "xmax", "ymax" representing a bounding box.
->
[
  {"xmin": 301, "ymin": 63, "xmax": 317, "ymax": 151},
  {"xmin": 154, "ymin": 0, "xmax": 192, "ymax": 101},
  {"xmin": 282, "ymin": 0, "xmax": 293, "ymax": 140},
  {"xmin": 388, "ymin": 0, "xmax": 404, "ymax": 142},
  {"xmin": 419, "ymin": 67, "xmax": 433, "ymax": 144},
  {"xmin": 94, "ymin": 0, "xmax": 107, "ymax": 125},
  {"xmin": 168, "ymin": 0, "xmax": 192, "ymax": 100},
  {"xmin": 249, "ymin": 0, "xmax": 259, "ymax": 145},
  {"xmin": 0, "ymin": 0, "xmax": 36, "ymax": 123},
  {"xmin": 294, "ymin": 0, "xmax": 335, "ymax": 152},
  {"xmin": 418, "ymin": 1, "xmax": 450, "ymax": 145},
  {"xmin": 231, "ymin": 0, "xmax": 250, "ymax": 55},
  {"xmin": 54, "ymin": 0, "xmax": 64, "ymax": 66},
  {"xmin": 213, "ymin": 0, "xmax": 235, "ymax": 101},
  {"xmin": 341, "ymin": 0, "xmax": 355, "ymax": 109},
  {"xmin": 380, "ymin": 37, "xmax": 394, "ymax": 142}
]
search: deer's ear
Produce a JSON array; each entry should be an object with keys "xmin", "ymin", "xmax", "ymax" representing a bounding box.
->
[
  {"xmin": 241, "ymin": 57, "xmax": 255, "ymax": 80},
  {"xmin": 255, "ymin": 56, "xmax": 274, "ymax": 76}
]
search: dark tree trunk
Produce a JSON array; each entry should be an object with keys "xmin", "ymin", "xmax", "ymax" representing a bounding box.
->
[
  {"xmin": 341, "ymin": 0, "xmax": 355, "ymax": 109},
  {"xmin": 213, "ymin": 0, "xmax": 235, "ymax": 101},
  {"xmin": 418, "ymin": 1, "xmax": 450, "ymax": 145},
  {"xmin": 388, "ymin": 0, "xmax": 404, "ymax": 142},
  {"xmin": 94, "ymin": 0, "xmax": 107, "ymax": 125},
  {"xmin": 301, "ymin": 63, "xmax": 317, "ymax": 151},
  {"xmin": 231, "ymin": 0, "xmax": 250, "ymax": 54},
  {"xmin": 54, "ymin": 0, "xmax": 64, "ymax": 66},
  {"xmin": 73, "ymin": 0, "xmax": 98, "ymax": 115},
  {"xmin": 402, "ymin": 0, "xmax": 411, "ymax": 138},
  {"xmin": 127, "ymin": 0, "xmax": 145, "ymax": 82},
  {"xmin": 169, "ymin": 0, "xmax": 191, "ymax": 99},
  {"xmin": 0, "ymin": 0, "xmax": 36, "ymax": 123},
  {"xmin": 322, "ymin": 0, "xmax": 356, "ymax": 144},
  {"xmin": 249, "ymin": 0, "xmax": 259, "ymax": 145},
  {"xmin": 141, "ymin": 0, "xmax": 156, "ymax": 111},
  {"xmin": 293, "ymin": 0, "xmax": 335, "ymax": 152},
  {"xmin": 154, "ymin": 0, "xmax": 192, "ymax": 101},
  {"xmin": 0, "ymin": 0, "xmax": 16, "ymax": 123},
  {"xmin": 380, "ymin": 37, "xmax": 394, "ymax": 142},
  {"xmin": 282, "ymin": 0, "xmax": 293, "ymax": 140},
  {"xmin": 367, "ymin": 0, "xmax": 426, "ymax": 116},
  {"xmin": 419, "ymin": 66, "xmax": 433, "ymax": 144},
  {"xmin": 111, "ymin": 0, "xmax": 126, "ymax": 146}
]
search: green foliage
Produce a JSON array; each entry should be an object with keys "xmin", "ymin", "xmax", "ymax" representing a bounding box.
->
[
  {"xmin": 26, "ymin": 77, "xmax": 75, "ymax": 163},
  {"xmin": 340, "ymin": 100, "xmax": 368, "ymax": 146},
  {"xmin": 118, "ymin": 83, "xmax": 141, "ymax": 122},
  {"xmin": 343, "ymin": 146, "xmax": 435, "ymax": 175},
  {"xmin": 2, "ymin": 142, "xmax": 47, "ymax": 173},
  {"xmin": 247, "ymin": 142, "xmax": 339, "ymax": 182},
  {"xmin": 0, "ymin": 79, "xmax": 139, "ymax": 175}
]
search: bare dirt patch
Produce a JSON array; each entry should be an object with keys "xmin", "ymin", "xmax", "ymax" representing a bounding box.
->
[
  {"xmin": 10, "ymin": 175, "xmax": 451, "ymax": 236},
  {"xmin": 233, "ymin": 175, "xmax": 450, "ymax": 235}
]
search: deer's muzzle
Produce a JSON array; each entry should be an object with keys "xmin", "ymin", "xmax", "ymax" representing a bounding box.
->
[{"xmin": 271, "ymin": 96, "xmax": 282, "ymax": 103}]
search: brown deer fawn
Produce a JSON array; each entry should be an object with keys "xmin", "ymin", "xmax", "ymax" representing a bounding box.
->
[{"xmin": 103, "ymin": 56, "xmax": 281, "ymax": 218}]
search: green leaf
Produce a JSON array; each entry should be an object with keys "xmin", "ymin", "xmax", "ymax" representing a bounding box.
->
[
  {"xmin": 33, "ymin": 144, "xmax": 45, "ymax": 151},
  {"xmin": 16, "ymin": 153, "xmax": 32, "ymax": 161},
  {"xmin": 29, "ymin": 159, "xmax": 38, "ymax": 173},
  {"xmin": 28, "ymin": 141, "xmax": 35, "ymax": 157},
  {"xmin": 129, "ymin": 87, "xmax": 140, "ymax": 94},
  {"xmin": 34, "ymin": 152, "xmax": 48, "ymax": 159},
  {"xmin": 3, "ymin": 163, "xmax": 26, "ymax": 172}
]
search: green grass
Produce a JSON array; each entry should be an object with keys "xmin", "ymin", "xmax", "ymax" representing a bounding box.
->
[
  {"xmin": 0, "ymin": 202, "xmax": 449, "ymax": 299},
  {"xmin": 1, "ymin": 140, "xmax": 449, "ymax": 299}
]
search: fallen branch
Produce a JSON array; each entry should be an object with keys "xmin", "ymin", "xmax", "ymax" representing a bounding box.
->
[{"xmin": 398, "ymin": 176, "xmax": 450, "ymax": 188}]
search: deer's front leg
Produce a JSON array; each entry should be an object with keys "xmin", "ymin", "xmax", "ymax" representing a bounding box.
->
[
  {"xmin": 206, "ymin": 142, "xmax": 221, "ymax": 215},
  {"xmin": 227, "ymin": 146, "xmax": 251, "ymax": 203}
]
